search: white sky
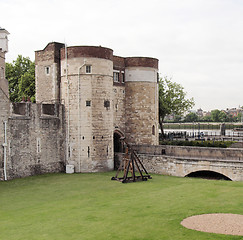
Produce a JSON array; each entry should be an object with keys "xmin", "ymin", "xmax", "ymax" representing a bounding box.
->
[{"xmin": 1, "ymin": 0, "xmax": 243, "ymax": 111}]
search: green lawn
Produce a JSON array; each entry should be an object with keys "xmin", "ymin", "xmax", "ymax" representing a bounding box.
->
[{"xmin": 0, "ymin": 172, "xmax": 242, "ymax": 240}]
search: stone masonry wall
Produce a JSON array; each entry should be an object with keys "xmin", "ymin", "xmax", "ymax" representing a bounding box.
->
[
  {"xmin": 5, "ymin": 103, "xmax": 65, "ymax": 180},
  {"xmin": 113, "ymin": 85, "xmax": 125, "ymax": 134},
  {"xmin": 131, "ymin": 144, "xmax": 243, "ymax": 181},
  {"xmin": 125, "ymin": 81, "xmax": 158, "ymax": 145},
  {"xmin": 115, "ymin": 143, "xmax": 243, "ymax": 181}
]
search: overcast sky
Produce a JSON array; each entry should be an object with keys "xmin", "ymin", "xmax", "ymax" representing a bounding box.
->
[{"xmin": 1, "ymin": 0, "xmax": 243, "ymax": 111}]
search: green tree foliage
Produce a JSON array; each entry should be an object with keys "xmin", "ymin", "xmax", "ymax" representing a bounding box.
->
[
  {"xmin": 158, "ymin": 76, "xmax": 194, "ymax": 137},
  {"xmin": 202, "ymin": 115, "xmax": 212, "ymax": 122},
  {"xmin": 218, "ymin": 111, "xmax": 227, "ymax": 122},
  {"xmin": 237, "ymin": 112, "xmax": 243, "ymax": 122},
  {"xmin": 6, "ymin": 55, "xmax": 35, "ymax": 102},
  {"xmin": 210, "ymin": 109, "xmax": 239, "ymax": 122},
  {"xmin": 184, "ymin": 112, "xmax": 199, "ymax": 122},
  {"xmin": 210, "ymin": 109, "xmax": 221, "ymax": 122}
]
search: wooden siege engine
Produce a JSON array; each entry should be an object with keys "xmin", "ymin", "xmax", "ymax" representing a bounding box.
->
[{"xmin": 111, "ymin": 137, "xmax": 152, "ymax": 183}]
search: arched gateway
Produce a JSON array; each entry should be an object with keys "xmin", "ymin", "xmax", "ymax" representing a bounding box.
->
[{"xmin": 114, "ymin": 130, "xmax": 124, "ymax": 153}]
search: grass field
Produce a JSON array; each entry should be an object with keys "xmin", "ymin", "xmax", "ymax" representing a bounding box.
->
[{"xmin": 0, "ymin": 172, "xmax": 242, "ymax": 240}]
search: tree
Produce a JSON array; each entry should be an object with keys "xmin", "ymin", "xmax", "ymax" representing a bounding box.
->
[
  {"xmin": 184, "ymin": 112, "xmax": 198, "ymax": 122},
  {"xmin": 218, "ymin": 111, "xmax": 227, "ymax": 122},
  {"xmin": 237, "ymin": 112, "xmax": 243, "ymax": 122},
  {"xmin": 211, "ymin": 109, "xmax": 221, "ymax": 122},
  {"xmin": 6, "ymin": 55, "xmax": 35, "ymax": 102},
  {"xmin": 158, "ymin": 76, "xmax": 194, "ymax": 137}
]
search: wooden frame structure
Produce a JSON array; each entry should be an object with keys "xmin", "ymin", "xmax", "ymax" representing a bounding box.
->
[{"xmin": 111, "ymin": 138, "xmax": 152, "ymax": 183}]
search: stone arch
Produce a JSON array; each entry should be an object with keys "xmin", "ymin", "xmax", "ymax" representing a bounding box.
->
[
  {"xmin": 113, "ymin": 129, "xmax": 124, "ymax": 153},
  {"xmin": 113, "ymin": 129, "xmax": 125, "ymax": 170},
  {"xmin": 185, "ymin": 170, "xmax": 232, "ymax": 181}
]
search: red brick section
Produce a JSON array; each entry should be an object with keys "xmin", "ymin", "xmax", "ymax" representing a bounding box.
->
[
  {"xmin": 60, "ymin": 46, "xmax": 113, "ymax": 61},
  {"xmin": 125, "ymin": 57, "xmax": 158, "ymax": 69},
  {"xmin": 113, "ymin": 56, "xmax": 125, "ymax": 70}
]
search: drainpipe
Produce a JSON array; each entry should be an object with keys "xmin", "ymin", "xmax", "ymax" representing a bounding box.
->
[
  {"xmin": 78, "ymin": 61, "xmax": 86, "ymax": 172},
  {"xmin": 3, "ymin": 121, "xmax": 7, "ymax": 180},
  {"xmin": 65, "ymin": 43, "xmax": 70, "ymax": 164}
]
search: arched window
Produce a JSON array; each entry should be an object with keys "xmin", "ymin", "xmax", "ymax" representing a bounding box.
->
[{"xmin": 152, "ymin": 125, "xmax": 155, "ymax": 135}]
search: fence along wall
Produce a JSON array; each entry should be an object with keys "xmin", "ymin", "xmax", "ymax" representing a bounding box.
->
[
  {"xmin": 2, "ymin": 103, "xmax": 66, "ymax": 180},
  {"xmin": 133, "ymin": 144, "xmax": 243, "ymax": 161}
]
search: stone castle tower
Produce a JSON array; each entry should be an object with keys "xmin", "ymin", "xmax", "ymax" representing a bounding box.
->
[
  {"xmin": 0, "ymin": 27, "xmax": 9, "ymax": 98},
  {"xmin": 35, "ymin": 42, "xmax": 159, "ymax": 173}
]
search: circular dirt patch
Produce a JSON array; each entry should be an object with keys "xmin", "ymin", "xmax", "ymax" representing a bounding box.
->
[{"xmin": 181, "ymin": 213, "xmax": 243, "ymax": 236}]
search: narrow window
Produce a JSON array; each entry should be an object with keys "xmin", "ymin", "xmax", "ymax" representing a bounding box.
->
[
  {"xmin": 86, "ymin": 100, "xmax": 91, "ymax": 107},
  {"xmin": 113, "ymin": 72, "xmax": 119, "ymax": 82},
  {"xmin": 45, "ymin": 66, "xmax": 50, "ymax": 75},
  {"xmin": 37, "ymin": 138, "xmax": 41, "ymax": 153},
  {"xmin": 152, "ymin": 125, "xmax": 155, "ymax": 135},
  {"xmin": 121, "ymin": 71, "xmax": 125, "ymax": 83},
  {"xmin": 0, "ymin": 67, "xmax": 4, "ymax": 79},
  {"xmin": 104, "ymin": 100, "xmax": 110, "ymax": 108},
  {"xmin": 86, "ymin": 65, "xmax": 92, "ymax": 73}
]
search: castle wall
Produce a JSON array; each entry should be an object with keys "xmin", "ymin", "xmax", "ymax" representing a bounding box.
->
[
  {"xmin": 3, "ymin": 103, "xmax": 65, "ymax": 180},
  {"xmin": 60, "ymin": 47, "xmax": 114, "ymax": 172},
  {"xmin": 113, "ymin": 85, "xmax": 125, "ymax": 134}
]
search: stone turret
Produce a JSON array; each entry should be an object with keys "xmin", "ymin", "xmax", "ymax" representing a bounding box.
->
[
  {"xmin": 125, "ymin": 57, "xmax": 159, "ymax": 145},
  {"xmin": 0, "ymin": 27, "xmax": 10, "ymax": 98},
  {"xmin": 60, "ymin": 46, "xmax": 114, "ymax": 172},
  {"xmin": 0, "ymin": 27, "xmax": 9, "ymax": 53},
  {"xmin": 35, "ymin": 42, "xmax": 65, "ymax": 103}
]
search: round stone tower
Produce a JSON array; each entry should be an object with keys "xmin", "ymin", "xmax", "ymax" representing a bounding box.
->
[
  {"xmin": 125, "ymin": 57, "xmax": 159, "ymax": 145},
  {"xmin": 60, "ymin": 46, "xmax": 114, "ymax": 172}
]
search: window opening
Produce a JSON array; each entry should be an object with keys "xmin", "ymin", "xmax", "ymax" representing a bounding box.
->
[
  {"xmin": 37, "ymin": 138, "xmax": 41, "ymax": 153},
  {"xmin": 86, "ymin": 65, "xmax": 92, "ymax": 73},
  {"xmin": 152, "ymin": 125, "xmax": 155, "ymax": 135},
  {"xmin": 86, "ymin": 100, "xmax": 91, "ymax": 107},
  {"xmin": 113, "ymin": 72, "xmax": 119, "ymax": 82},
  {"xmin": 45, "ymin": 66, "xmax": 50, "ymax": 75},
  {"xmin": 121, "ymin": 71, "xmax": 125, "ymax": 83},
  {"xmin": 0, "ymin": 67, "xmax": 4, "ymax": 79},
  {"xmin": 104, "ymin": 100, "xmax": 110, "ymax": 108}
]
